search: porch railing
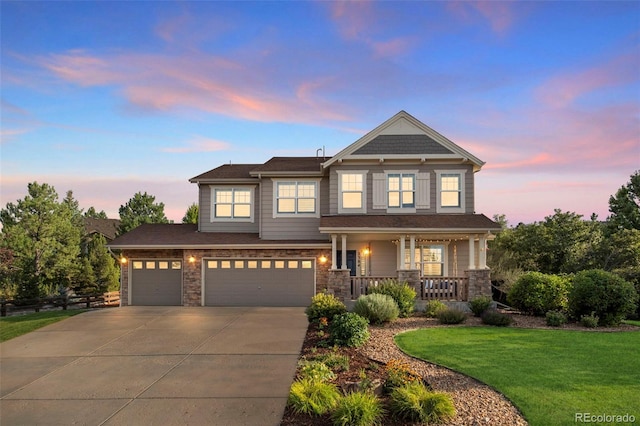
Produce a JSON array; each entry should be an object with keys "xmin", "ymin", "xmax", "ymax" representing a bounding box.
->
[{"xmin": 348, "ymin": 276, "xmax": 469, "ymax": 301}]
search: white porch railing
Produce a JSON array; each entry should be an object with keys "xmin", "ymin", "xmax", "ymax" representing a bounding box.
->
[{"xmin": 348, "ymin": 276, "xmax": 469, "ymax": 301}]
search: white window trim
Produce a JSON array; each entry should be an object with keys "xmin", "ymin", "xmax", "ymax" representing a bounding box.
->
[
  {"xmin": 405, "ymin": 244, "xmax": 449, "ymax": 276},
  {"xmin": 272, "ymin": 179, "xmax": 321, "ymax": 218},
  {"xmin": 435, "ymin": 169, "xmax": 466, "ymax": 213},
  {"xmin": 385, "ymin": 169, "xmax": 418, "ymax": 213},
  {"xmin": 337, "ymin": 170, "xmax": 368, "ymax": 214},
  {"xmin": 210, "ymin": 186, "xmax": 255, "ymax": 223}
]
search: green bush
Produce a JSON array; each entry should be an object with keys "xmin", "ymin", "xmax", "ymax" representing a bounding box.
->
[
  {"xmin": 297, "ymin": 360, "xmax": 336, "ymax": 382},
  {"xmin": 368, "ymin": 279, "xmax": 416, "ymax": 317},
  {"xmin": 424, "ymin": 300, "xmax": 447, "ymax": 318},
  {"xmin": 353, "ymin": 293, "xmax": 399, "ymax": 325},
  {"xmin": 545, "ymin": 310, "xmax": 567, "ymax": 327},
  {"xmin": 288, "ymin": 378, "xmax": 341, "ymax": 415},
  {"xmin": 390, "ymin": 381, "xmax": 456, "ymax": 424},
  {"xmin": 568, "ymin": 269, "xmax": 638, "ymax": 326},
  {"xmin": 481, "ymin": 310, "xmax": 512, "ymax": 327},
  {"xmin": 310, "ymin": 352, "xmax": 350, "ymax": 372},
  {"xmin": 580, "ymin": 313, "xmax": 599, "ymax": 328},
  {"xmin": 331, "ymin": 391, "xmax": 385, "ymax": 426},
  {"xmin": 329, "ymin": 312, "xmax": 370, "ymax": 347},
  {"xmin": 437, "ymin": 308, "xmax": 467, "ymax": 325},
  {"xmin": 306, "ymin": 292, "xmax": 347, "ymax": 323},
  {"xmin": 507, "ymin": 272, "xmax": 570, "ymax": 316},
  {"xmin": 468, "ymin": 296, "xmax": 492, "ymax": 317}
]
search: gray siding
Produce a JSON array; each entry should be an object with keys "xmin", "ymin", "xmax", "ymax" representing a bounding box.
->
[
  {"xmin": 198, "ymin": 184, "xmax": 260, "ymax": 233},
  {"xmin": 260, "ymin": 177, "xmax": 329, "ymax": 240}
]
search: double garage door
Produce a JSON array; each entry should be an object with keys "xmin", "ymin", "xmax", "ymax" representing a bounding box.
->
[
  {"xmin": 204, "ymin": 258, "xmax": 315, "ymax": 307},
  {"xmin": 130, "ymin": 258, "xmax": 315, "ymax": 307}
]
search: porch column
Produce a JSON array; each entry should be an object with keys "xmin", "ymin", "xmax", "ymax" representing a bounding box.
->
[
  {"xmin": 409, "ymin": 235, "xmax": 416, "ymax": 269},
  {"xmin": 468, "ymin": 235, "xmax": 476, "ymax": 270},
  {"xmin": 341, "ymin": 234, "xmax": 347, "ymax": 270},
  {"xmin": 399, "ymin": 236, "xmax": 406, "ymax": 270},
  {"xmin": 331, "ymin": 234, "xmax": 337, "ymax": 269},
  {"xmin": 478, "ymin": 234, "xmax": 487, "ymax": 269}
]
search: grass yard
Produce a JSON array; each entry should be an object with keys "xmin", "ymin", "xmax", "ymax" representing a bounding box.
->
[
  {"xmin": 395, "ymin": 327, "xmax": 640, "ymax": 426},
  {"xmin": 623, "ymin": 319, "xmax": 640, "ymax": 327},
  {"xmin": 0, "ymin": 310, "xmax": 86, "ymax": 342}
]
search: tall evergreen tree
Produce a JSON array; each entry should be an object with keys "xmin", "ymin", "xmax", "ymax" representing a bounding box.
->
[
  {"xmin": 85, "ymin": 234, "xmax": 120, "ymax": 292},
  {"xmin": 182, "ymin": 203, "xmax": 198, "ymax": 224},
  {"xmin": 84, "ymin": 206, "xmax": 108, "ymax": 219},
  {"xmin": 607, "ymin": 170, "xmax": 640, "ymax": 233},
  {"xmin": 118, "ymin": 192, "xmax": 170, "ymax": 235}
]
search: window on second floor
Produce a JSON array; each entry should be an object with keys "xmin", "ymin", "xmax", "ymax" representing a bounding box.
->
[
  {"xmin": 212, "ymin": 187, "xmax": 254, "ymax": 222},
  {"xmin": 436, "ymin": 170, "xmax": 466, "ymax": 213},
  {"xmin": 338, "ymin": 171, "xmax": 367, "ymax": 213},
  {"xmin": 274, "ymin": 180, "xmax": 319, "ymax": 217},
  {"xmin": 388, "ymin": 173, "xmax": 415, "ymax": 209}
]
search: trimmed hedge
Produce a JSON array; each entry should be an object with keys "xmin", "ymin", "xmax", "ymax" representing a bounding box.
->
[{"xmin": 507, "ymin": 272, "xmax": 570, "ymax": 316}]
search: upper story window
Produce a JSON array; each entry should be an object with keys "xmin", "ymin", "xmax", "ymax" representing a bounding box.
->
[
  {"xmin": 436, "ymin": 170, "xmax": 466, "ymax": 213},
  {"xmin": 274, "ymin": 180, "xmax": 319, "ymax": 217},
  {"xmin": 212, "ymin": 187, "xmax": 254, "ymax": 222},
  {"xmin": 338, "ymin": 171, "xmax": 367, "ymax": 213},
  {"xmin": 388, "ymin": 173, "xmax": 415, "ymax": 209}
]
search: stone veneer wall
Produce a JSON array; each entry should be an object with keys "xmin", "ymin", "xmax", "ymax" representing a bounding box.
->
[
  {"xmin": 122, "ymin": 248, "xmax": 330, "ymax": 307},
  {"xmin": 466, "ymin": 269, "xmax": 492, "ymax": 300}
]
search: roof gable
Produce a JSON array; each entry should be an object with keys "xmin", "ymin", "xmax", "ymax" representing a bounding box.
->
[{"xmin": 323, "ymin": 111, "xmax": 485, "ymax": 171}]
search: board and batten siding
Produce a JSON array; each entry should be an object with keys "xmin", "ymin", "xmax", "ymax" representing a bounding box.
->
[
  {"xmin": 328, "ymin": 164, "xmax": 475, "ymax": 215},
  {"xmin": 198, "ymin": 184, "xmax": 260, "ymax": 233},
  {"xmin": 259, "ymin": 177, "xmax": 329, "ymax": 240}
]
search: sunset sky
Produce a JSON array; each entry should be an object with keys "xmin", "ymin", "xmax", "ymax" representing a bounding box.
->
[{"xmin": 1, "ymin": 1, "xmax": 638, "ymax": 225}]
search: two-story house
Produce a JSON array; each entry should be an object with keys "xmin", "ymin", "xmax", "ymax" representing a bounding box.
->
[{"xmin": 108, "ymin": 111, "xmax": 501, "ymax": 307}]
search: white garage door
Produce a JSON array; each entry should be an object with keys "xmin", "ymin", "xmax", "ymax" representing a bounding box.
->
[
  {"xmin": 204, "ymin": 258, "xmax": 315, "ymax": 306},
  {"xmin": 130, "ymin": 260, "xmax": 182, "ymax": 306}
]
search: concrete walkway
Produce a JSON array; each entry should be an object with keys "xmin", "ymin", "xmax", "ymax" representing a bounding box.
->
[{"xmin": 0, "ymin": 307, "xmax": 308, "ymax": 425}]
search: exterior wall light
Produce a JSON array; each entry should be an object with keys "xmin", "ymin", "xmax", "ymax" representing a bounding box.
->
[
  {"xmin": 319, "ymin": 255, "xmax": 328, "ymax": 264},
  {"xmin": 362, "ymin": 247, "xmax": 370, "ymax": 256},
  {"xmin": 188, "ymin": 256, "xmax": 196, "ymax": 264},
  {"xmin": 120, "ymin": 257, "xmax": 128, "ymax": 264}
]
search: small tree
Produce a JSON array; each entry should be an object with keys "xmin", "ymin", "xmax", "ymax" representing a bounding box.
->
[
  {"xmin": 118, "ymin": 192, "xmax": 169, "ymax": 235},
  {"xmin": 607, "ymin": 170, "xmax": 640, "ymax": 233},
  {"xmin": 84, "ymin": 207, "xmax": 108, "ymax": 219},
  {"xmin": 85, "ymin": 234, "xmax": 120, "ymax": 293},
  {"xmin": 182, "ymin": 203, "xmax": 198, "ymax": 224}
]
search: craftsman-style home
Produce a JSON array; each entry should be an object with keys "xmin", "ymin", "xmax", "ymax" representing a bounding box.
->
[{"xmin": 108, "ymin": 111, "xmax": 501, "ymax": 306}]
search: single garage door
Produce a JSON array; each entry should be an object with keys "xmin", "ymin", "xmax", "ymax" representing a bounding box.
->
[
  {"xmin": 130, "ymin": 260, "xmax": 182, "ymax": 306},
  {"xmin": 204, "ymin": 258, "xmax": 315, "ymax": 306}
]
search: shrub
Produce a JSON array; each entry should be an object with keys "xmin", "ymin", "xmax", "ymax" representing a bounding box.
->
[
  {"xmin": 469, "ymin": 296, "xmax": 492, "ymax": 317},
  {"xmin": 329, "ymin": 312, "xmax": 370, "ymax": 347},
  {"xmin": 507, "ymin": 272, "xmax": 570, "ymax": 316},
  {"xmin": 353, "ymin": 293, "xmax": 399, "ymax": 325},
  {"xmin": 306, "ymin": 292, "xmax": 347, "ymax": 323},
  {"xmin": 368, "ymin": 279, "xmax": 416, "ymax": 317},
  {"xmin": 481, "ymin": 310, "xmax": 512, "ymax": 327},
  {"xmin": 424, "ymin": 300, "xmax": 447, "ymax": 318},
  {"xmin": 568, "ymin": 269, "xmax": 638, "ymax": 326},
  {"xmin": 311, "ymin": 351, "xmax": 350, "ymax": 372},
  {"xmin": 545, "ymin": 310, "xmax": 567, "ymax": 327},
  {"xmin": 580, "ymin": 313, "xmax": 599, "ymax": 328},
  {"xmin": 390, "ymin": 381, "xmax": 456, "ymax": 424},
  {"xmin": 288, "ymin": 378, "xmax": 341, "ymax": 415},
  {"xmin": 383, "ymin": 359, "xmax": 421, "ymax": 392},
  {"xmin": 331, "ymin": 391, "xmax": 385, "ymax": 426},
  {"xmin": 297, "ymin": 360, "xmax": 336, "ymax": 382},
  {"xmin": 437, "ymin": 308, "xmax": 467, "ymax": 325}
]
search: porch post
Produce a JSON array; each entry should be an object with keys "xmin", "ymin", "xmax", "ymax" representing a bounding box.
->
[
  {"xmin": 341, "ymin": 234, "xmax": 347, "ymax": 270},
  {"xmin": 331, "ymin": 234, "xmax": 337, "ymax": 269},
  {"xmin": 478, "ymin": 234, "xmax": 487, "ymax": 269},
  {"xmin": 409, "ymin": 235, "xmax": 416, "ymax": 269},
  {"xmin": 399, "ymin": 236, "xmax": 406, "ymax": 270},
  {"xmin": 468, "ymin": 235, "xmax": 476, "ymax": 270}
]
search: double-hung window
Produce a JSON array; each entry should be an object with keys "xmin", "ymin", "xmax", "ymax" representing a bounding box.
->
[
  {"xmin": 275, "ymin": 180, "xmax": 318, "ymax": 216},
  {"xmin": 213, "ymin": 188, "xmax": 252, "ymax": 221},
  {"xmin": 436, "ymin": 170, "xmax": 466, "ymax": 213},
  {"xmin": 338, "ymin": 171, "xmax": 367, "ymax": 213},
  {"xmin": 404, "ymin": 245, "xmax": 447, "ymax": 276},
  {"xmin": 388, "ymin": 173, "xmax": 415, "ymax": 209}
]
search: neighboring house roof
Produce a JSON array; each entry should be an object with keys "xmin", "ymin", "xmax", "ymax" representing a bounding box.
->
[
  {"xmin": 319, "ymin": 214, "xmax": 501, "ymax": 233},
  {"xmin": 107, "ymin": 224, "xmax": 331, "ymax": 249},
  {"xmin": 84, "ymin": 218, "xmax": 120, "ymax": 241},
  {"xmin": 323, "ymin": 110, "xmax": 485, "ymax": 171}
]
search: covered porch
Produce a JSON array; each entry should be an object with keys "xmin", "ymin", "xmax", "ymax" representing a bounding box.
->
[{"xmin": 318, "ymin": 214, "xmax": 500, "ymax": 302}]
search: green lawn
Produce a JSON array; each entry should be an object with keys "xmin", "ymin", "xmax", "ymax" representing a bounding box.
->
[
  {"xmin": 395, "ymin": 327, "xmax": 640, "ymax": 426},
  {"xmin": 623, "ymin": 319, "xmax": 640, "ymax": 327},
  {"xmin": 0, "ymin": 310, "xmax": 86, "ymax": 342}
]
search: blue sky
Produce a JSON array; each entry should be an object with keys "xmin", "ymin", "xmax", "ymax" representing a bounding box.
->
[{"xmin": 1, "ymin": 1, "xmax": 639, "ymax": 224}]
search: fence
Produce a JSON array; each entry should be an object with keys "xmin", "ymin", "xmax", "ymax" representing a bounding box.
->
[
  {"xmin": 349, "ymin": 276, "xmax": 469, "ymax": 301},
  {"xmin": 0, "ymin": 291, "xmax": 120, "ymax": 317}
]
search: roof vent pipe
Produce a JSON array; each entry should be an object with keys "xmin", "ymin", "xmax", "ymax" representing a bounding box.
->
[{"xmin": 316, "ymin": 146, "xmax": 326, "ymax": 159}]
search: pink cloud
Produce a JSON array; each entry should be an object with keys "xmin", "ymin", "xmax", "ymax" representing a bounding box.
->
[
  {"xmin": 536, "ymin": 52, "xmax": 640, "ymax": 108},
  {"xmin": 484, "ymin": 152, "xmax": 560, "ymax": 171},
  {"xmin": 446, "ymin": 1, "xmax": 520, "ymax": 35},
  {"xmin": 162, "ymin": 136, "xmax": 231, "ymax": 153}
]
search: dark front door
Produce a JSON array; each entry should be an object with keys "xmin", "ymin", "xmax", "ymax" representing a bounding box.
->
[{"xmin": 337, "ymin": 250, "xmax": 357, "ymax": 276}]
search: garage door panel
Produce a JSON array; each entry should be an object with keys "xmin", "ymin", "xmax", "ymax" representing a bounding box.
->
[
  {"xmin": 131, "ymin": 260, "xmax": 182, "ymax": 306},
  {"xmin": 205, "ymin": 259, "xmax": 314, "ymax": 307}
]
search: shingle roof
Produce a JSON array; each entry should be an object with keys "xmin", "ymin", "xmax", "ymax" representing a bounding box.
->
[
  {"xmin": 84, "ymin": 218, "xmax": 120, "ymax": 241},
  {"xmin": 250, "ymin": 157, "xmax": 329, "ymax": 174},
  {"xmin": 352, "ymin": 134, "xmax": 454, "ymax": 155},
  {"xmin": 319, "ymin": 214, "xmax": 501, "ymax": 231},
  {"xmin": 190, "ymin": 164, "xmax": 261, "ymax": 181},
  {"xmin": 107, "ymin": 224, "xmax": 330, "ymax": 248}
]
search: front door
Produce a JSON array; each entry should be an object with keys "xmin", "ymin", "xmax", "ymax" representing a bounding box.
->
[{"xmin": 337, "ymin": 250, "xmax": 357, "ymax": 276}]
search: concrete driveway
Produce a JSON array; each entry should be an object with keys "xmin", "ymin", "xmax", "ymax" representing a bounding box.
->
[{"xmin": 0, "ymin": 307, "xmax": 308, "ymax": 425}]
